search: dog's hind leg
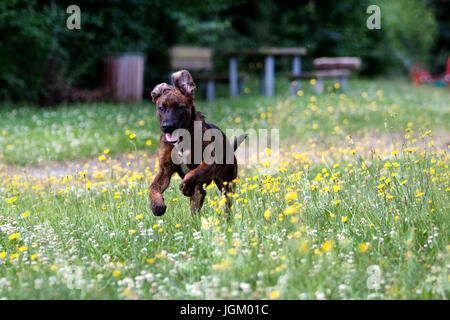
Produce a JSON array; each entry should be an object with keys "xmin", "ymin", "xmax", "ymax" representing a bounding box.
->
[
  {"xmin": 224, "ymin": 181, "xmax": 236, "ymax": 215},
  {"xmin": 215, "ymin": 179, "xmax": 234, "ymax": 217},
  {"xmin": 190, "ymin": 184, "xmax": 206, "ymax": 215}
]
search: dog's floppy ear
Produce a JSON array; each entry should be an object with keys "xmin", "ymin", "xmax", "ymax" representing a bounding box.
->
[
  {"xmin": 171, "ymin": 70, "xmax": 196, "ymax": 99},
  {"xmin": 151, "ymin": 83, "xmax": 173, "ymax": 103}
]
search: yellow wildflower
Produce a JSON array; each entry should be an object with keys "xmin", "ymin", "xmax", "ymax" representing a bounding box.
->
[
  {"xmin": 284, "ymin": 191, "xmax": 297, "ymax": 201},
  {"xmin": 321, "ymin": 239, "xmax": 333, "ymax": 252},
  {"xmin": 284, "ymin": 206, "xmax": 298, "ymax": 215},
  {"xmin": 357, "ymin": 242, "xmax": 369, "ymax": 252},
  {"xmin": 8, "ymin": 233, "xmax": 20, "ymax": 240},
  {"xmin": 7, "ymin": 196, "xmax": 18, "ymax": 204},
  {"xmin": 270, "ymin": 290, "xmax": 280, "ymax": 300}
]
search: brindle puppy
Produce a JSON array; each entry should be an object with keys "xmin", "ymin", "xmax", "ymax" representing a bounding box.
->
[{"xmin": 149, "ymin": 70, "xmax": 247, "ymax": 216}]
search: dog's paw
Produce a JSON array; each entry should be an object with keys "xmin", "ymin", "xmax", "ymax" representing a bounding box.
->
[
  {"xmin": 151, "ymin": 203, "xmax": 167, "ymax": 216},
  {"xmin": 179, "ymin": 180, "xmax": 195, "ymax": 197}
]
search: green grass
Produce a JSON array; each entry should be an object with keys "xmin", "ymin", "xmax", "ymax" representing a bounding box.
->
[{"xmin": 0, "ymin": 78, "xmax": 449, "ymax": 299}]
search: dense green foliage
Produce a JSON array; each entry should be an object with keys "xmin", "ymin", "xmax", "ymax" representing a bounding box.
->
[
  {"xmin": 0, "ymin": 0, "xmax": 443, "ymax": 103},
  {"xmin": 380, "ymin": 0, "xmax": 437, "ymax": 73},
  {"xmin": 429, "ymin": 0, "xmax": 450, "ymax": 74}
]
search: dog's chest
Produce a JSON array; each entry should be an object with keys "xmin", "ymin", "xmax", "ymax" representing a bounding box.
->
[{"xmin": 174, "ymin": 142, "xmax": 192, "ymax": 174}]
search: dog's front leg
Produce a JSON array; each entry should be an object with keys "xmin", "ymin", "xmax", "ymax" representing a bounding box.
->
[
  {"xmin": 149, "ymin": 167, "xmax": 174, "ymax": 216},
  {"xmin": 180, "ymin": 162, "xmax": 215, "ymax": 197}
]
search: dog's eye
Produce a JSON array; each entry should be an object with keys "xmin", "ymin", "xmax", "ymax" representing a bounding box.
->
[
  {"xmin": 176, "ymin": 105, "xmax": 184, "ymax": 111},
  {"xmin": 158, "ymin": 106, "xmax": 165, "ymax": 112}
]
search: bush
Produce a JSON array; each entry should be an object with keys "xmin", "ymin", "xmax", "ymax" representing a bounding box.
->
[
  {"xmin": 380, "ymin": 0, "xmax": 437, "ymax": 73},
  {"xmin": 0, "ymin": 0, "xmax": 441, "ymax": 104}
]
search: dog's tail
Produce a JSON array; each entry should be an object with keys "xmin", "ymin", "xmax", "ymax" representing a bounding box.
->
[{"xmin": 233, "ymin": 133, "xmax": 248, "ymax": 151}]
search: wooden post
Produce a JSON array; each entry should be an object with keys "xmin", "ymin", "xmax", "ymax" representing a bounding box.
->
[
  {"xmin": 206, "ymin": 80, "xmax": 215, "ymax": 101},
  {"xmin": 229, "ymin": 57, "xmax": 238, "ymax": 98},
  {"xmin": 340, "ymin": 76, "xmax": 348, "ymax": 92},
  {"xmin": 315, "ymin": 78, "xmax": 323, "ymax": 95},
  {"xmin": 265, "ymin": 55, "xmax": 274, "ymax": 96},
  {"xmin": 103, "ymin": 53, "xmax": 145, "ymax": 102},
  {"xmin": 291, "ymin": 55, "xmax": 301, "ymax": 94}
]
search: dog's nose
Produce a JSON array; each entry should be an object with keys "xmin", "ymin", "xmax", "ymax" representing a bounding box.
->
[{"xmin": 161, "ymin": 122, "xmax": 175, "ymax": 133}]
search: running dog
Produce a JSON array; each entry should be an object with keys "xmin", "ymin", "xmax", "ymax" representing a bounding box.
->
[{"xmin": 149, "ymin": 70, "xmax": 247, "ymax": 216}]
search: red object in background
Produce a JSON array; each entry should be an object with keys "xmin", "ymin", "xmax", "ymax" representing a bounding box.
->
[
  {"xmin": 410, "ymin": 57, "xmax": 450, "ymax": 86},
  {"xmin": 409, "ymin": 64, "xmax": 432, "ymax": 85},
  {"xmin": 444, "ymin": 57, "xmax": 450, "ymax": 85}
]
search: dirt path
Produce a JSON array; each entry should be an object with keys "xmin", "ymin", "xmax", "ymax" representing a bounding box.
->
[
  {"xmin": 1, "ymin": 131, "xmax": 448, "ymax": 180},
  {"xmin": 0, "ymin": 151, "xmax": 157, "ymax": 179}
]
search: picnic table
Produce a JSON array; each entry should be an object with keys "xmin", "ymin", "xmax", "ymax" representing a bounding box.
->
[
  {"xmin": 287, "ymin": 57, "xmax": 362, "ymax": 94},
  {"xmin": 169, "ymin": 46, "xmax": 246, "ymax": 100},
  {"xmin": 226, "ymin": 47, "xmax": 307, "ymax": 97}
]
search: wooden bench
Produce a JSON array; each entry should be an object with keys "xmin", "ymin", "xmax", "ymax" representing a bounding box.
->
[
  {"xmin": 226, "ymin": 47, "xmax": 307, "ymax": 97},
  {"xmin": 169, "ymin": 46, "xmax": 245, "ymax": 100},
  {"xmin": 287, "ymin": 57, "xmax": 361, "ymax": 94}
]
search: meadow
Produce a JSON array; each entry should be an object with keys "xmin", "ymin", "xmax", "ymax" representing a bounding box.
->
[{"xmin": 0, "ymin": 78, "xmax": 449, "ymax": 299}]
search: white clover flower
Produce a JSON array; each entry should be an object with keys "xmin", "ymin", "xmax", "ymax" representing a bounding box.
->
[
  {"xmin": 34, "ymin": 279, "xmax": 43, "ymax": 290},
  {"xmin": 315, "ymin": 292, "xmax": 326, "ymax": 300}
]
